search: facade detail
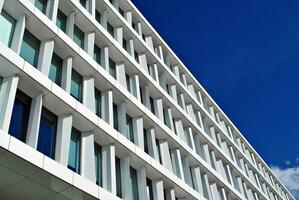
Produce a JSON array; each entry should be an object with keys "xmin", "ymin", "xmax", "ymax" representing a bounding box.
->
[{"xmin": 0, "ymin": 0, "xmax": 294, "ymax": 200}]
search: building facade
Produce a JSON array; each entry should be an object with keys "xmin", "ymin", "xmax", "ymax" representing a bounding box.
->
[{"xmin": 0, "ymin": 0, "xmax": 294, "ymax": 200}]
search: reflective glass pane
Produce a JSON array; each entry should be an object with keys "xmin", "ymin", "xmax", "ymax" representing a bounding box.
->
[
  {"xmin": 126, "ymin": 114, "xmax": 134, "ymax": 142},
  {"xmin": 56, "ymin": 10, "xmax": 67, "ymax": 33},
  {"xmin": 113, "ymin": 103, "xmax": 118, "ymax": 130},
  {"xmin": 71, "ymin": 69, "xmax": 82, "ymax": 102},
  {"xmin": 49, "ymin": 53, "xmax": 62, "ymax": 85},
  {"xmin": 130, "ymin": 167, "xmax": 139, "ymax": 200},
  {"xmin": 109, "ymin": 59, "xmax": 116, "ymax": 78},
  {"xmin": 8, "ymin": 90, "xmax": 31, "ymax": 142},
  {"xmin": 35, "ymin": 0, "xmax": 48, "ymax": 14},
  {"xmin": 0, "ymin": 10, "xmax": 16, "ymax": 47},
  {"xmin": 68, "ymin": 128, "xmax": 81, "ymax": 173},
  {"xmin": 73, "ymin": 25, "xmax": 84, "ymax": 49},
  {"xmin": 95, "ymin": 89, "xmax": 101, "ymax": 117},
  {"xmin": 115, "ymin": 157, "xmax": 122, "ymax": 197},
  {"xmin": 94, "ymin": 144, "xmax": 102, "ymax": 186},
  {"xmin": 146, "ymin": 178, "xmax": 153, "ymax": 200},
  {"xmin": 20, "ymin": 30, "xmax": 40, "ymax": 68},
  {"xmin": 37, "ymin": 108, "xmax": 57, "ymax": 159},
  {"xmin": 93, "ymin": 45, "xmax": 101, "ymax": 65}
]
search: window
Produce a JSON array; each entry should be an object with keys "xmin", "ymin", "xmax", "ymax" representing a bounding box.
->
[
  {"xmin": 35, "ymin": 0, "xmax": 48, "ymax": 14},
  {"xmin": 123, "ymin": 39, "xmax": 127, "ymax": 51},
  {"xmin": 9, "ymin": 90, "xmax": 31, "ymax": 142},
  {"xmin": 109, "ymin": 58, "xmax": 116, "ymax": 78},
  {"xmin": 49, "ymin": 53, "xmax": 62, "ymax": 85},
  {"xmin": 80, "ymin": 0, "xmax": 87, "ymax": 8},
  {"xmin": 107, "ymin": 22, "xmax": 114, "ymax": 37},
  {"xmin": 71, "ymin": 69, "xmax": 82, "ymax": 102},
  {"xmin": 146, "ymin": 178, "xmax": 153, "ymax": 200},
  {"xmin": 56, "ymin": 10, "xmax": 67, "ymax": 33},
  {"xmin": 150, "ymin": 97, "xmax": 155, "ymax": 114},
  {"xmin": 156, "ymin": 139, "xmax": 161, "ymax": 163},
  {"xmin": 95, "ymin": 88, "xmax": 101, "ymax": 117},
  {"xmin": 113, "ymin": 103, "xmax": 118, "ymax": 131},
  {"xmin": 95, "ymin": 11, "xmax": 101, "ymax": 24},
  {"xmin": 68, "ymin": 128, "xmax": 81, "ymax": 173},
  {"xmin": 130, "ymin": 167, "xmax": 139, "ymax": 200},
  {"xmin": 94, "ymin": 143, "xmax": 102, "ymax": 186},
  {"xmin": 116, "ymin": 157, "xmax": 122, "ymax": 198},
  {"xmin": 0, "ymin": 10, "xmax": 16, "ymax": 47},
  {"xmin": 126, "ymin": 74, "xmax": 130, "ymax": 92},
  {"xmin": 144, "ymin": 129, "xmax": 148, "ymax": 154},
  {"xmin": 134, "ymin": 51, "xmax": 139, "ymax": 63},
  {"xmin": 37, "ymin": 108, "xmax": 57, "ymax": 159},
  {"xmin": 119, "ymin": 8, "xmax": 124, "ymax": 17},
  {"xmin": 73, "ymin": 25, "xmax": 84, "ymax": 49},
  {"xmin": 126, "ymin": 114, "xmax": 134, "ymax": 143},
  {"xmin": 20, "ymin": 30, "xmax": 40, "ymax": 68},
  {"xmin": 93, "ymin": 45, "xmax": 101, "ymax": 65}
]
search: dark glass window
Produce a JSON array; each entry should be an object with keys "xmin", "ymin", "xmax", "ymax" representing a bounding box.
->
[
  {"xmin": 116, "ymin": 157, "xmax": 122, "ymax": 198},
  {"xmin": 95, "ymin": 88, "xmax": 101, "ymax": 117},
  {"xmin": 130, "ymin": 167, "xmax": 139, "ymax": 200},
  {"xmin": 126, "ymin": 114, "xmax": 134, "ymax": 143},
  {"xmin": 73, "ymin": 25, "xmax": 84, "ymax": 49},
  {"xmin": 144, "ymin": 129, "xmax": 148, "ymax": 154},
  {"xmin": 146, "ymin": 178, "xmax": 153, "ymax": 200},
  {"xmin": 156, "ymin": 139, "xmax": 161, "ymax": 163},
  {"xmin": 71, "ymin": 69, "xmax": 82, "ymax": 102},
  {"xmin": 35, "ymin": 0, "xmax": 48, "ymax": 14},
  {"xmin": 95, "ymin": 11, "xmax": 101, "ymax": 24},
  {"xmin": 134, "ymin": 51, "xmax": 139, "ymax": 63},
  {"xmin": 93, "ymin": 45, "xmax": 101, "ymax": 65},
  {"xmin": 20, "ymin": 30, "xmax": 40, "ymax": 68},
  {"xmin": 107, "ymin": 22, "xmax": 114, "ymax": 37},
  {"xmin": 150, "ymin": 97, "xmax": 155, "ymax": 114},
  {"xmin": 113, "ymin": 103, "xmax": 118, "ymax": 131},
  {"xmin": 68, "ymin": 128, "xmax": 81, "ymax": 173},
  {"xmin": 37, "ymin": 108, "xmax": 57, "ymax": 159},
  {"xmin": 80, "ymin": 0, "xmax": 87, "ymax": 8},
  {"xmin": 109, "ymin": 58, "xmax": 116, "ymax": 78},
  {"xmin": 56, "ymin": 9, "xmax": 67, "ymax": 33},
  {"xmin": 94, "ymin": 143, "xmax": 102, "ymax": 186},
  {"xmin": 9, "ymin": 90, "xmax": 31, "ymax": 142},
  {"xmin": 126, "ymin": 74, "xmax": 130, "ymax": 92},
  {"xmin": 0, "ymin": 10, "xmax": 16, "ymax": 47},
  {"xmin": 49, "ymin": 53, "xmax": 62, "ymax": 85},
  {"xmin": 122, "ymin": 39, "xmax": 127, "ymax": 51},
  {"xmin": 119, "ymin": 8, "xmax": 124, "ymax": 17}
]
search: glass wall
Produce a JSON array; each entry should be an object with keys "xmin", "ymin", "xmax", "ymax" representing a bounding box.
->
[
  {"xmin": 37, "ymin": 108, "xmax": 57, "ymax": 159},
  {"xmin": 68, "ymin": 128, "xmax": 81, "ymax": 173},
  {"xmin": 71, "ymin": 69, "xmax": 82, "ymax": 102},
  {"xmin": 0, "ymin": 10, "xmax": 16, "ymax": 47},
  {"xmin": 49, "ymin": 53, "xmax": 62, "ymax": 85},
  {"xmin": 9, "ymin": 90, "xmax": 31, "ymax": 142},
  {"xmin": 20, "ymin": 30, "xmax": 40, "ymax": 68}
]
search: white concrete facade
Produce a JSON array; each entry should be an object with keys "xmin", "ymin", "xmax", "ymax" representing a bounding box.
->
[{"xmin": 0, "ymin": 0, "xmax": 294, "ymax": 200}]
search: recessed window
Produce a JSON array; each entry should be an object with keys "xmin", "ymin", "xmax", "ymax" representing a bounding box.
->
[
  {"xmin": 134, "ymin": 51, "xmax": 139, "ymax": 63},
  {"xmin": 94, "ymin": 143, "xmax": 102, "ymax": 186},
  {"xmin": 95, "ymin": 11, "xmax": 101, "ymax": 24},
  {"xmin": 93, "ymin": 45, "xmax": 101, "ymax": 65},
  {"xmin": 0, "ymin": 10, "xmax": 16, "ymax": 47},
  {"xmin": 130, "ymin": 167, "xmax": 139, "ymax": 200},
  {"xmin": 20, "ymin": 30, "xmax": 40, "ymax": 68},
  {"xmin": 156, "ymin": 139, "xmax": 161, "ymax": 163},
  {"xmin": 80, "ymin": 0, "xmax": 87, "ymax": 8},
  {"xmin": 95, "ymin": 88, "xmax": 101, "ymax": 117},
  {"xmin": 35, "ymin": 0, "xmax": 48, "ymax": 14},
  {"xmin": 143, "ymin": 129, "xmax": 148, "ymax": 154},
  {"xmin": 123, "ymin": 39, "xmax": 127, "ymax": 51},
  {"xmin": 119, "ymin": 8, "xmax": 124, "ymax": 17},
  {"xmin": 73, "ymin": 25, "xmax": 84, "ymax": 49},
  {"xmin": 109, "ymin": 58, "xmax": 116, "ymax": 78},
  {"xmin": 49, "ymin": 53, "xmax": 62, "ymax": 85},
  {"xmin": 71, "ymin": 69, "xmax": 83, "ymax": 102},
  {"xmin": 68, "ymin": 128, "xmax": 81, "ymax": 173},
  {"xmin": 150, "ymin": 97, "xmax": 155, "ymax": 114},
  {"xmin": 9, "ymin": 90, "xmax": 31, "ymax": 142},
  {"xmin": 126, "ymin": 74, "xmax": 130, "ymax": 92},
  {"xmin": 56, "ymin": 10, "xmax": 67, "ymax": 33},
  {"xmin": 146, "ymin": 178, "xmax": 153, "ymax": 200},
  {"xmin": 37, "ymin": 108, "xmax": 57, "ymax": 159},
  {"xmin": 107, "ymin": 22, "xmax": 114, "ymax": 37},
  {"xmin": 115, "ymin": 157, "xmax": 122, "ymax": 198},
  {"xmin": 113, "ymin": 103, "xmax": 118, "ymax": 131},
  {"xmin": 126, "ymin": 114, "xmax": 134, "ymax": 143}
]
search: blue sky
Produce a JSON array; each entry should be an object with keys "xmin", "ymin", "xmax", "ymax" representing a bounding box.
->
[{"xmin": 133, "ymin": 0, "xmax": 299, "ymax": 198}]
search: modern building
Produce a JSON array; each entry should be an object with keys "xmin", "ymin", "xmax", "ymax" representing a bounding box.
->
[{"xmin": 0, "ymin": 0, "xmax": 294, "ymax": 200}]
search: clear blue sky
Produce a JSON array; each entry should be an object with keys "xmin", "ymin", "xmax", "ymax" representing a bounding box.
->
[{"xmin": 133, "ymin": 0, "xmax": 299, "ymax": 197}]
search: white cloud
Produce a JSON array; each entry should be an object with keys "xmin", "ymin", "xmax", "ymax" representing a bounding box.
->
[
  {"xmin": 271, "ymin": 166, "xmax": 299, "ymax": 199},
  {"xmin": 284, "ymin": 160, "xmax": 291, "ymax": 165}
]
